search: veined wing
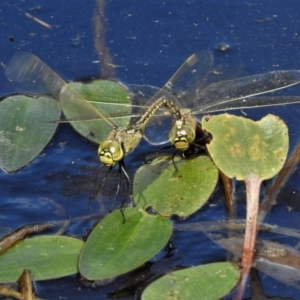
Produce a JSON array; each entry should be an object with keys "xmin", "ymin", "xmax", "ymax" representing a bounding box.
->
[
  {"xmin": 192, "ymin": 70, "xmax": 300, "ymax": 114},
  {"xmin": 62, "ymin": 80, "xmax": 132, "ymax": 144},
  {"xmin": 157, "ymin": 51, "xmax": 213, "ymax": 104},
  {"xmin": 139, "ymin": 51, "xmax": 214, "ymax": 145},
  {"xmin": 5, "ymin": 52, "xmax": 133, "ymax": 144},
  {"xmin": 165, "ymin": 58, "xmax": 300, "ymax": 152}
]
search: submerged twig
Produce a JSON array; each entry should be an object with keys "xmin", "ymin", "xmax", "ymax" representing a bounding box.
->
[
  {"xmin": 0, "ymin": 213, "xmax": 103, "ymax": 255},
  {"xmin": 0, "ymin": 283, "xmax": 42, "ymax": 300},
  {"xmin": 18, "ymin": 270, "xmax": 34, "ymax": 300},
  {"xmin": 93, "ymin": 0, "xmax": 115, "ymax": 78},
  {"xmin": 219, "ymin": 170, "xmax": 235, "ymax": 217},
  {"xmin": 0, "ymin": 224, "xmax": 50, "ymax": 255}
]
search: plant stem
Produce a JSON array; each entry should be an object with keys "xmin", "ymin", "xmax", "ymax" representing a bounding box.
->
[{"xmin": 234, "ymin": 175, "xmax": 262, "ymax": 300}]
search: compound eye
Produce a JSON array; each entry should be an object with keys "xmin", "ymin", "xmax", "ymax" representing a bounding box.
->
[
  {"xmin": 98, "ymin": 141, "xmax": 124, "ymax": 166},
  {"xmin": 169, "ymin": 125, "xmax": 195, "ymax": 151}
]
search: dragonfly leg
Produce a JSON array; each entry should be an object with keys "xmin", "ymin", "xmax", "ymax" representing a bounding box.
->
[
  {"xmin": 104, "ymin": 162, "xmax": 126, "ymax": 223},
  {"xmin": 106, "ymin": 141, "xmax": 134, "ymax": 223},
  {"xmin": 182, "ymin": 143, "xmax": 206, "ymax": 158},
  {"xmin": 193, "ymin": 130, "xmax": 212, "ymax": 146},
  {"xmin": 110, "ymin": 164, "xmax": 122, "ymax": 211},
  {"xmin": 182, "ymin": 132, "xmax": 212, "ymax": 158},
  {"xmin": 171, "ymin": 149, "xmax": 179, "ymax": 175},
  {"xmin": 156, "ymin": 144, "xmax": 175, "ymax": 156},
  {"xmin": 144, "ymin": 144, "xmax": 175, "ymax": 164},
  {"xmin": 120, "ymin": 161, "xmax": 133, "ymax": 206},
  {"xmin": 120, "ymin": 141, "xmax": 133, "ymax": 207},
  {"xmin": 147, "ymin": 145, "xmax": 180, "ymax": 174},
  {"xmin": 116, "ymin": 160, "xmax": 132, "ymax": 223},
  {"xmin": 89, "ymin": 164, "xmax": 110, "ymax": 200}
]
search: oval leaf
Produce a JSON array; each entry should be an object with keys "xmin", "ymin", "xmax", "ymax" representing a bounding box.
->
[
  {"xmin": 202, "ymin": 114, "xmax": 289, "ymax": 180},
  {"xmin": 79, "ymin": 208, "xmax": 172, "ymax": 280},
  {"xmin": 142, "ymin": 262, "xmax": 240, "ymax": 300},
  {"xmin": 0, "ymin": 235, "xmax": 84, "ymax": 283},
  {"xmin": 61, "ymin": 80, "xmax": 131, "ymax": 144},
  {"xmin": 133, "ymin": 155, "xmax": 219, "ymax": 217},
  {"xmin": 0, "ymin": 95, "xmax": 61, "ymax": 172}
]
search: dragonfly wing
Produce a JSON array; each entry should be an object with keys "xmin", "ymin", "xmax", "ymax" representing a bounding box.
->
[
  {"xmin": 129, "ymin": 51, "xmax": 214, "ymax": 146},
  {"xmin": 5, "ymin": 52, "xmax": 124, "ymax": 144},
  {"xmin": 203, "ymin": 96, "xmax": 300, "ymax": 112},
  {"xmin": 62, "ymin": 80, "xmax": 132, "ymax": 144},
  {"xmin": 5, "ymin": 51, "xmax": 64, "ymax": 97},
  {"xmin": 165, "ymin": 51, "xmax": 214, "ymax": 107},
  {"xmin": 193, "ymin": 70, "xmax": 300, "ymax": 113}
]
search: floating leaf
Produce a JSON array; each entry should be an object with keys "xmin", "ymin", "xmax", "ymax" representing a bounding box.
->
[
  {"xmin": 60, "ymin": 80, "xmax": 132, "ymax": 144},
  {"xmin": 133, "ymin": 155, "xmax": 218, "ymax": 218},
  {"xmin": 0, "ymin": 95, "xmax": 60, "ymax": 172},
  {"xmin": 202, "ymin": 113, "xmax": 289, "ymax": 298},
  {"xmin": 202, "ymin": 113, "xmax": 289, "ymax": 180},
  {"xmin": 79, "ymin": 208, "xmax": 172, "ymax": 280},
  {"xmin": 0, "ymin": 235, "xmax": 84, "ymax": 283},
  {"xmin": 142, "ymin": 262, "xmax": 240, "ymax": 300}
]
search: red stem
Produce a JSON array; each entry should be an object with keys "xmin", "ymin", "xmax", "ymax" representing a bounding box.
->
[{"xmin": 234, "ymin": 175, "xmax": 262, "ymax": 300}]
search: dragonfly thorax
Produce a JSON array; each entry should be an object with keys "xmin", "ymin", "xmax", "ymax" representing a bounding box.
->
[{"xmin": 98, "ymin": 140, "xmax": 123, "ymax": 167}]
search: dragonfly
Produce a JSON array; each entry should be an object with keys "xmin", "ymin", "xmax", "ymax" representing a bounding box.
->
[
  {"xmin": 5, "ymin": 52, "xmax": 300, "ymax": 208},
  {"xmin": 4, "ymin": 51, "xmax": 198, "ymax": 216},
  {"xmin": 153, "ymin": 51, "xmax": 300, "ymax": 155}
]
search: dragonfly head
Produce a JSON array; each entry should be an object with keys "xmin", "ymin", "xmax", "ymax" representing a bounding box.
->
[
  {"xmin": 98, "ymin": 140, "xmax": 124, "ymax": 166},
  {"xmin": 169, "ymin": 124, "xmax": 195, "ymax": 151}
]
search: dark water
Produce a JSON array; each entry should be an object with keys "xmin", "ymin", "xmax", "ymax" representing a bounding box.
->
[{"xmin": 1, "ymin": 0, "xmax": 300, "ymax": 299}]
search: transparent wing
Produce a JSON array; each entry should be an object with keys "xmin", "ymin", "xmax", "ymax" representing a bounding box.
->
[
  {"xmin": 5, "ymin": 52, "xmax": 132, "ymax": 144},
  {"xmin": 5, "ymin": 51, "xmax": 214, "ymax": 146},
  {"xmin": 192, "ymin": 70, "xmax": 300, "ymax": 114},
  {"xmin": 160, "ymin": 50, "xmax": 214, "ymax": 105},
  {"xmin": 138, "ymin": 51, "xmax": 214, "ymax": 145}
]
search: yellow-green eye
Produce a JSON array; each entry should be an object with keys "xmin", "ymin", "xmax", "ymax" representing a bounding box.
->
[{"xmin": 98, "ymin": 140, "xmax": 124, "ymax": 166}]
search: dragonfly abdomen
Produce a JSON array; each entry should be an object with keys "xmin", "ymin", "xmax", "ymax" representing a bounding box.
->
[{"xmin": 135, "ymin": 97, "xmax": 182, "ymax": 128}]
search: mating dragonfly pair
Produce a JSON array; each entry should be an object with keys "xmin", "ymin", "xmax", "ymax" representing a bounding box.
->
[{"xmin": 5, "ymin": 51, "xmax": 300, "ymax": 213}]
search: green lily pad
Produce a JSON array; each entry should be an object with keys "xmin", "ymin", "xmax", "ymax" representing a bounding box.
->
[
  {"xmin": 60, "ymin": 80, "xmax": 132, "ymax": 144},
  {"xmin": 202, "ymin": 114, "xmax": 289, "ymax": 180},
  {"xmin": 142, "ymin": 262, "xmax": 240, "ymax": 300},
  {"xmin": 0, "ymin": 235, "xmax": 84, "ymax": 283},
  {"xmin": 202, "ymin": 113, "xmax": 289, "ymax": 293},
  {"xmin": 79, "ymin": 208, "xmax": 172, "ymax": 280},
  {"xmin": 0, "ymin": 95, "xmax": 61, "ymax": 172},
  {"xmin": 133, "ymin": 155, "xmax": 218, "ymax": 218}
]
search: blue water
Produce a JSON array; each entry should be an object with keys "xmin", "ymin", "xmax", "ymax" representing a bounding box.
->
[{"xmin": 1, "ymin": 0, "xmax": 300, "ymax": 299}]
